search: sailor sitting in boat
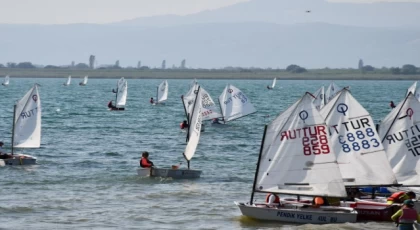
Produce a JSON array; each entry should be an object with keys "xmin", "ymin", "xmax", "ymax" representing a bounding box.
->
[
  {"xmin": 266, "ymin": 193, "xmax": 281, "ymax": 207},
  {"xmin": 267, "ymin": 85, "xmax": 272, "ymax": 90},
  {"xmin": 150, "ymin": 97, "xmax": 154, "ymax": 104},
  {"xmin": 140, "ymin": 152, "xmax": 154, "ymax": 168},
  {"xmin": 211, "ymin": 118, "xmax": 221, "ymax": 124},
  {"xmin": 391, "ymin": 200, "xmax": 420, "ymax": 230},
  {"xmin": 0, "ymin": 142, "xmax": 12, "ymax": 159},
  {"xmin": 180, "ymin": 120, "xmax": 189, "ymax": 129},
  {"xmin": 107, "ymin": 101, "xmax": 116, "ymax": 110},
  {"xmin": 387, "ymin": 191, "xmax": 416, "ymax": 205}
]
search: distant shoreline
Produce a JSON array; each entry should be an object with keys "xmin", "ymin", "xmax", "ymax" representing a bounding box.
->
[{"xmin": 0, "ymin": 68, "xmax": 419, "ymax": 80}]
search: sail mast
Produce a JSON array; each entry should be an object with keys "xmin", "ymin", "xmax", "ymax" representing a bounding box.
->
[
  {"xmin": 250, "ymin": 125, "xmax": 268, "ymax": 205},
  {"xmin": 218, "ymin": 98, "xmax": 225, "ymax": 124},
  {"xmin": 11, "ymin": 104, "xmax": 16, "ymax": 155}
]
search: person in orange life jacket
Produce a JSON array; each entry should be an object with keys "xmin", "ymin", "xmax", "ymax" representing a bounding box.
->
[
  {"xmin": 387, "ymin": 191, "xmax": 416, "ymax": 205},
  {"xmin": 265, "ymin": 193, "xmax": 280, "ymax": 207},
  {"xmin": 390, "ymin": 101, "xmax": 396, "ymax": 109},
  {"xmin": 140, "ymin": 152, "xmax": 154, "ymax": 168},
  {"xmin": 391, "ymin": 200, "xmax": 420, "ymax": 230},
  {"xmin": 150, "ymin": 97, "xmax": 154, "ymax": 104},
  {"xmin": 180, "ymin": 120, "xmax": 189, "ymax": 129}
]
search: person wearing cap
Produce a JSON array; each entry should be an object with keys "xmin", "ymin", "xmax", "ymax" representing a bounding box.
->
[
  {"xmin": 391, "ymin": 200, "xmax": 420, "ymax": 230},
  {"xmin": 387, "ymin": 191, "xmax": 416, "ymax": 205}
]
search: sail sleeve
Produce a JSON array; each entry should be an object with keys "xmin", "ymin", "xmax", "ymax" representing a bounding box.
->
[
  {"xmin": 379, "ymin": 93, "xmax": 420, "ymax": 186},
  {"xmin": 255, "ymin": 93, "xmax": 347, "ymax": 197},
  {"xmin": 319, "ymin": 89, "xmax": 398, "ymax": 186},
  {"xmin": 184, "ymin": 87, "xmax": 203, "ymax": 161},
  {"xmin": 218, "ymin": 84, "xmax": 256, "ymax": 122},
  {"xmin": 13, "ymin": 84, "xmax": 41, "ymax": 148}
]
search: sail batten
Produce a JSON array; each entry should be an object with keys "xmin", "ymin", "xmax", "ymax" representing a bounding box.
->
[{"xmin": 13, "ymin": 84, "xmax": 41, "ymax": 148}]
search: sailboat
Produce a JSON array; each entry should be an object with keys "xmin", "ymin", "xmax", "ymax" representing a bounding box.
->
[
  {"xmin": 182, "ymin": 84, "xmax": 222, "ymax": 124},
  {"xmin": 235, "ymin": 92, "xmax": 357, "ymax": 224},
  {"xmin": 0, "ymin": 84, "xmax": 41, "ymax": 166},
  {"xmin": 2, "ymin": 75, "xmax": 10, "ymax": 86},
  {"xmin": 153, "ymin": 80, "xmax": 168, "ymax": 105},
  {"xmin": 407, "ymin": 81, "xmax": 417, "ymax": 97},
  {"xmin": 319, "ymin": 88, "xmax": 400, "ymax": 221},
  {"xmin": 137, "ymin": 87, "xmax": 203, "ymax": 179},
  {"xmin": 267, "ymin": 78, "xmax": 276, "ymax": 90},
  {"xmin": 79, "ymin": 76, "xmax": 88, "ymax": 86},
  {"xmin": 109, "ymin": 77, "xmax": 127, "ymax": 111},
  {"xmin": 312, "ymin": 86, "xmax": 325, "ymax": 110},
  {"xmin": 63, "ymin": 75, "xmax": 71, "ymax": 86},
  {"xmin": 218, "ymin": 84, "xmax": 257, "ymax": 124}
]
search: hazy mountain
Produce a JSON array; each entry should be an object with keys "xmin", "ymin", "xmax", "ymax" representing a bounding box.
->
[
  {"xmin": 114, "ymin": 0, "xmax": 420, "ymax": 28},
  {"xmin": 1, "ymin": 22, "xmax": 419, "ymax": 68}
]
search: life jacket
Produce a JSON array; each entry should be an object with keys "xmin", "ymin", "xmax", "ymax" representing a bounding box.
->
[
  {"xmin": 140, "ymin": 157, "xmax": 152, "ymax": 168},
  {"xmin": 387, "ymin": 191, "xmax": 407, "ymax": 203},
  {"xmin": 265, "ymin": 193, "xmax": 280, "ymax": 204},
  {"xmin": 399, "ymin": 207, "xmax": 418, "ymax": 224},
  {"xmin": 180, "ymin": 123, "xmax": 188, "ymax": 129}
]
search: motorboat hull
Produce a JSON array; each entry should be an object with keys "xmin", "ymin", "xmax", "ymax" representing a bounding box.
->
[
  {"xmin": 235, "ymin": 202, "xmax": 358, "ymax": 224},
  {"xmin": 0, "ymin": 154, "xmax": 37, "ymax": 166},
  {"xmin": 137, "ymin": 168, "xmax": 201, "ymax": 179}
]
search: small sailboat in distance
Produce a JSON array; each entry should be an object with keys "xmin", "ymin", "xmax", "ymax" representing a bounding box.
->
[
  {"xmin": 79, "ymin": 76, "xmax": 88, "ymax": 86},
  {"xmin": 153, "ymin": 80, "xmax": 168, "ymax": 105},
  {"xmin": 266, "ymin": 78, "xmax": 276, "ymax": 90},
  {"xmin": 108, "ymin": 77, "xmax": 127, "ymax": 111},
  {"xmin": 218, "ymin": 84, "xmax": 256, "ymax": 124},
  {"xmin": 0, "ymin": 84, "xmax": 41, "ymax": 166},
  {"xmin": 137, "ymin": 86, "xmax": 203, "ymax": 178},
  {"xmin": 63, "ymin": 75, "xmax": 71, "ymax": 86},
  {"xmin": 2, "ymin": 75, "xmax": 10, "ymax": 86}
]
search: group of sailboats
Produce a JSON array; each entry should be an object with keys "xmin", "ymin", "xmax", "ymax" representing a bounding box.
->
[
  {"xmin": 0, "ymin": 84, "xmax": 41, "ymax": 166},
  {"xmin": 62, "ymin": 75, "xmax": 88, "ymax": 86}
]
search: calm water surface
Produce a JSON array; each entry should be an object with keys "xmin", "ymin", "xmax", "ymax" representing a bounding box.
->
[{"xmin": 0, "ymin": 78, "xmax": 411, "ymax": 229}]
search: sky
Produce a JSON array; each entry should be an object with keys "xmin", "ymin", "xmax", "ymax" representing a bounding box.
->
[{"xmin": 0, "ymin": 0, "xmax": 419, "ymax": 24}]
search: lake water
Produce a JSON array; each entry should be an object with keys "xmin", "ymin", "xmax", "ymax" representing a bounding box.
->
[{"xmin": 0, "ymin": 78, "xmax": 411, "ymax": 229}]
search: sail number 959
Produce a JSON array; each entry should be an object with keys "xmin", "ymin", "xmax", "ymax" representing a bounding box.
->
[{"xmin": 302, "ymin": 135, "xmax": 330, "ymax": 155}]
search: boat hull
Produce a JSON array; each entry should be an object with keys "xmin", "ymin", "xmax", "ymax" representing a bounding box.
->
[
  {"xmin": 0, "ymin": 154, "xmax": 37, "ymax": 166},
  {"xmin": 137, "ymin": 168, "xmax": 201, "ymax": 179},
  {"xmin": 109, "ymin": 107, "xmax": 125, "ymax": 111},
  {"xmin": 341, "ymin": 201, "xmax": 399, "ymax": 222},
  {"xmin": 235, "ymin": 202, "xmax": 358, "ymax": 224}
]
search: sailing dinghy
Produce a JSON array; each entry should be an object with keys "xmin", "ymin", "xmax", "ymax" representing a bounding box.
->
[
  {"xmin": 0, "ymin": 84, "xmax": 41, "ymax": 166},
  {"xmin": 235, "ymin": 92, "xmax": 357, "ymax": 224},
  {"xmin": 2, "ymin": 75, "xmax": 10, "ymax": 86},
  {"xmin": 137, "ymin": 87, "xmax": 203, "ymax": 178},
  {"xmin": 267, "ymin": 78, "xmax": 276, "ymax": 90},
  {"xmin": 182, "ymin": 84, "xmax": 222, "ymax": 124},
  {"xmin": 63, "ymin": 76, "xmax": 71, "ymax": 86},
  {"xmin": 153, "ymin": 80, "xmax": 168, "ymax": 105},
  {"xmin": 218, "ymin": 84, "xmax": 256, "ymax": 124},
  {"xmin": 79, "ymin": 76, "xmax": 88, "ymax": 86},
  {"xmin": 109, "ymin": 77, "xmax": 127, "ymax": 111}
]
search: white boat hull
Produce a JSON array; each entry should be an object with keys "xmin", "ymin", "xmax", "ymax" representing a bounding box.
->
[
  {"xmin": 235, "ymin": 202, "xmax": 358, "ymax": 224},
  {"xmin": 0, "ymin": 154, "xmax": 37, "ymax": 166},
  {"xmin": 355, "ymin": 198, "xmax": 420, "ymax": 213},
  {"xmin": 137, "ymin": 168, "xmax": 201, "ymax": 179}
]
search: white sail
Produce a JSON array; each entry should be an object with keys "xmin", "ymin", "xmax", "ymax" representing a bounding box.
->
[
  {"xmin": 3, "ymin": 75, "xmax": 10, "ymax": 86},
  {"xmin": 116, "ymin": 77, "xmax": 127, "ymax": 107},
  {"xmin": 13, "ymin": 84, "xmax": 41, "ymax": 148},
  {"xmin": 407, "ymin": 81, "xmax": 417, "ymax": 97},
  {"xmin": 255, "ymin": 93, "xmax": 347, "ymax": 197},
  {"xmin": 184, "ymin": 87, "xmax": 203, "ymax": 161},
  {"xmin": 183, "ymin": 83, "xmax": 199, "ymax": 120},
  {"xmin": 271, "ymin": 78, "xmax": 276, "ymax": 89},
  {"xmin": 80, "ymin": 76, "xmax": 88, "ymax": 85},
  {"xmin": 379, "ymin": 93, "xmax": 420, "ymax": 185},
  {"xmin": 320, "ymin": 89, "xmax": 397, "ymax": 186},
  {"xmin": 64, "ymin": 76, "xmax": 71, "ymax": 86},
  {"xmin": 200, "ymin": 87, "xmax": 223, "ymax": 121},
  {"xmin": 157, "ymin": 80, "xmax": 168, "ymax": 103},
  {"xmin": 312, "ymin": 86, "xmax": 325, "ymax": 110},
  {"xmin": 325, "ymin": 82, "xmax": 340, "ymax": 103},
  {"xmin": 190, "ymin": 79, "xmax": 197, "ymax": 89},
  {"xmin": 219, "ymin": 84, "xmax": 257, "ymax": 122}
]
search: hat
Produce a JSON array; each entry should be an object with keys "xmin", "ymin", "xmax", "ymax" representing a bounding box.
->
[{"xmin": 404, "ymin": 200, "xmax": 414, "ymax": 207}]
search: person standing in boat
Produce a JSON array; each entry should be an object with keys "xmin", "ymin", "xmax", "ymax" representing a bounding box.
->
[
  {"xmin": 387, "ymin": 191, "xmax": 416, "ymax": 205},
  {"xmin": 140, "ymin": 151, "xmax": 154, "ymax": 168},
  {"xmin": 391, "ymin": 200, "xmax": 420, "ymax": 230},
  {"xmin": 390, "ymin": 101, "xmax": 396, "ymax": 109}
]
